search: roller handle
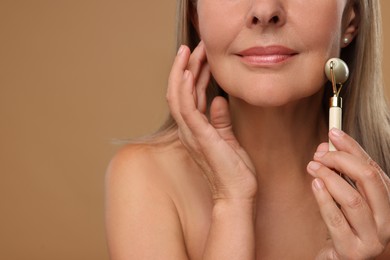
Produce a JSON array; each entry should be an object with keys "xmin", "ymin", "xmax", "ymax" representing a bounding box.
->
[
  {"xmin": 328, "ymin": 104, "xmax": 356, "ymax": 188},
  {"xmin": 329, "ymin": 106, "xmax": 342, "ymax": 151}
]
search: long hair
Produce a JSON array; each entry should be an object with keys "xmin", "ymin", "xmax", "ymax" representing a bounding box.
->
[
  {"xmin": 340, "ymin": 0, "xmax": 390, "ymax": 174},
  {"xmin": 147, "ymin": 0, "xmax": 390, "ymax": 175}
]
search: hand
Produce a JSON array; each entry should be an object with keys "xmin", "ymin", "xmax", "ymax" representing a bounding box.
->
[
  {"xmin": 307, "ymin": 128, "xmax": 390, "ymax": 259},
  {"xmin": 166, "ymin": 42, "xmax": 257, "ymax": 202}
]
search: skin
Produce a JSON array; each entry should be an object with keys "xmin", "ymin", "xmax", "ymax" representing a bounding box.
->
[
  {"xmin": 105, "ymin": 0, "xmax": 390, "ymax": 259},
  {"xmin": 196, "ymin": 0, "xmax": 347, "ymax": 106}
]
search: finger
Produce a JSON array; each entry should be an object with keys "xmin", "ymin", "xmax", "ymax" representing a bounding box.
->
[
  {"xmin": 178, "ymin": 68, "xmax": 215, "ymax": 140},
  {"xmin": 313, "ymin": 151, "xmax": 390, "ymax": 231},
  {"xmin": 188, "ymin": 42, "xmax": 207, "ymax": 108},
  {"xmin": 308, "ymin": 161, "xmax": 378, "ymax": 243},
  {"xmin": 165, "ymin": 47, "xmax": 204, "ymax": 155},
  {"xmin": 167, "ymin": 45, "xmax": 191, "ymax": 124},
  {"xmin": 196, "ymin": 63, "xmax": 210, "ymax": 113},
  {"xmin": 310, "ymin": 177, "xmax": 357, "ymax": 249},
  {"xmin": 167, "ymin": 43, "xmax": 207, "ymax": 124},
  {"xmin": 329, "ymin": 128, "xmax": 369, "ymax": 161},
  {"xmin": 329, "ymin": 128, "xmax": 390, "ymax": 190},
  {"xmin": 187, "ymin": 41, "xmax": 207, "ymax": 82},
  {"xmin": 328, "ymin": 128, "xmax": 390, "ymax": 205},
  {"xmin": 165, "ymin": 46, "xmax": 209, "ymax": 150},
  {"xmin": 172, "ymin": 71, "xmax": 211, "ymax": 175},
  {"xmin": 210, "ymin": 96, "xmax": 236, "ymax": 144},
  {"xmin": 367, "ymin": 157, "xmax": 390, "ymax": 196},
  {"xmin": 178, "ymin": 69, "xmax": 253, "ymax": 180},
  {"xmin": 316, "ymin": 142, "xmax": 329, "ymax": 153},
  {"xmin": 210, "ymin": 97, "xmax": 255, "ymax": 171},
  {"xmin": 177, "ymin": 69, "xmax": 207, "ymax": 136}
]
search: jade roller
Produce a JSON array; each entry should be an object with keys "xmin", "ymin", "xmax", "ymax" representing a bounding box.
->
[
  {"xmin": 324, "ymin": 58, "xmax": 356, "ymax": 188},
  {"xmin": 324, "ymin": 58, "xmax": 349, "ymax": 151}
]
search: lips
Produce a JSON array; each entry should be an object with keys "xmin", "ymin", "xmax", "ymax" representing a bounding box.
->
[{"xmin": 237, "ymin": 46, "xmax": 298, "ymax": 66}]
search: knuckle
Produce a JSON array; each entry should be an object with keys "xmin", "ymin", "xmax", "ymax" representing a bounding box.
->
[
  {"xmin": 363, "ymin": 167, "xmax": 379, "ymax": 181},
  {"xmin": 331, "ymin": 151, "xmax": 346, "ymax": 164},
  {"xmin": 327, "ymin": 249, "xmax": 341, "ymax": 260},
  {"xmin": 180, "ymin": 108, "xmax": 192, "ymax": 122},
  {"xmin": 367, "ymin": 157, "xmax": 380, "ymax": 170},
  {"xmin": 166, "ymin": 86, "xmax": 178, "ymax": 105},
  {"xmin": 345, "ymin": 194, "xmax": 365, "ymax": 210},
  {"xmin": 319, "ymin": 249, "xmax": 339, "ymax": 260},
  {"xmin": 192, "ymin": 56, "xmax": 202, "ymax": 66},
  {"xmin": 362, "ymin": 167, "xmax": 385, "ymax": 189},
  {"xmin": 165, "ymin": 92, "xmax": 172, "ymax": 103},
  {"xmin": 344, "ymin": 134, "xmax": 359, "ymax": 148},
  {"xmin": 328, "ymin": 211, "xmax": 347, "ymax": 228}
]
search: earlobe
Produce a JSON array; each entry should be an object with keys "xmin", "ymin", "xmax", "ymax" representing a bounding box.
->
[
  {"xmin": 342, "ymin": 36, "xmax": 352, "ymax": 47},
  {"xmin": 341, "ymin": 2, "xmax": 359, "ymax": 47}
]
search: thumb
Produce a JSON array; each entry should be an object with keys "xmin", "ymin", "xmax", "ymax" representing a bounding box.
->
[
  {"xmin": 210, "ymin": 96, "xmax": 236, "ymax": 143},
  {"xmin": 210, "ymin": 96, "xmax": 255, "ymax": 173}
]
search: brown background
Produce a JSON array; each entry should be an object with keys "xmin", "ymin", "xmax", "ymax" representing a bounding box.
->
[{"xmin": 0, "ymin": 1, "xmax": 389, "ymax": 259}]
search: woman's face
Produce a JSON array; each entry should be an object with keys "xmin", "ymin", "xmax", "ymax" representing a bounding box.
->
[{"xmin": 196, "ymin": 0, "xmax": 356, "ymax": 106}]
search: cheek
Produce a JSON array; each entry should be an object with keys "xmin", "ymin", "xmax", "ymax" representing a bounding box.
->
[
  {"xmin": 294, "ymin": 2, "xmax": 344, "ymax": 56},
  {"xmin": 197, "ymin": 1, "xmax": 248, "ymax": 94},
  {"xmin": 197, "ymin": 1, "xmax": 247, "ymax": 51}
]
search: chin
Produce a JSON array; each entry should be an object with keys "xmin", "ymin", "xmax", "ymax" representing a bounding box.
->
[
  {"xmin": 213, "ymin": 64, "xmax": 325, "ymax": 108},
  {"xmin": 240, "ymin": 93, "xmax": 297, "ymax": 107},
  {"xmin": 225, "ymin": 83, "xmax": 323, "ymax": 108}
]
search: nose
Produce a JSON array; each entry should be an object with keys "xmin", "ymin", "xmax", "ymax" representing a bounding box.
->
[{"xmin": 246, "ymin": 0, "xmax": 286, "ymax": 28}]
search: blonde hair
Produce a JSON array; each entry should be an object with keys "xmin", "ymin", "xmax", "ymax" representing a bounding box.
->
[
  {"xmin": 340, "ymin": 0, "xmax": 390, "ymax": 174},
  {"xmin": 147, "ymin": 0, "xmax": 390, "ymax": 175}
]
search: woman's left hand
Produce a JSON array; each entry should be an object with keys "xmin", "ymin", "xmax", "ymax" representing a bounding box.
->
[{"xmin": 307, "ymin": 128, "xmax": 390, "ymax": 260}]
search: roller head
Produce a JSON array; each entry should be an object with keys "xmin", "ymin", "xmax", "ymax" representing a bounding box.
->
[{"xmin": 325, "ymin": 58, "xmax": 349, "ymax": 84}]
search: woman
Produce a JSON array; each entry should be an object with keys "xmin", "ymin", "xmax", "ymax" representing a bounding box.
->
[{"xmin": 105, "ymin": 0, "xmax": 390, "ymax": 259}]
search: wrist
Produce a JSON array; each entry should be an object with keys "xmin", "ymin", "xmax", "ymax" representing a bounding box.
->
[{"xmin": 213, "ymin": 198, "xmax": 256, "ymax": 219}]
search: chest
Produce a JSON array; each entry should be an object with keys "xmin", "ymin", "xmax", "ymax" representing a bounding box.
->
[
  {"xmin": 179, "ymin": 194, "xmax": 328, "ymax": 260},
  {"xmin": 171, "ymin": 159, "xmax": 328, "ymax": 259}
]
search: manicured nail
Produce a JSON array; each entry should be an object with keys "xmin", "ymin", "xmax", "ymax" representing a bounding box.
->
[
  {"xmin": 177, "ymin": 45, "xmax": 185, "ymax": 55},
  {"xmin": 308, "ymin": 161, "xmax": 321, "ymax": 171},
  {"xmin": 313, "ymin": 178, "xmax": 324, "ymax": 191},
  {"xmin": 330, "ymin": 128, "xmax": 344, "ymax": 137},
  {"xmin": 314, "ymin": 151, "xmax": 326, "ymax": 158}
]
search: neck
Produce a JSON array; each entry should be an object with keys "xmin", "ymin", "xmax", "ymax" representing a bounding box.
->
[{"xmin": 229, "ymin": 91, "xmax": 328, "ymax": 191}]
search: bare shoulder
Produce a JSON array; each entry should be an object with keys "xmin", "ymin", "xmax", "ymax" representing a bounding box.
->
[
  {"xmin": 105, "ymin": 140, "xmax": 191, "ymax": 260},
  {"xmin": 106, "ymin": 141, "xmax": 180, "ymax": 183},
  {"xmin": 105, "ymin": 140, "xmax": 195, "ymax": 198}
]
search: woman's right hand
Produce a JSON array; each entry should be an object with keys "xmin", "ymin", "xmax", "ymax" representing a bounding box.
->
[{"xmin": 166, "ymin": 42, "xmax": 257, "ymax": 203}]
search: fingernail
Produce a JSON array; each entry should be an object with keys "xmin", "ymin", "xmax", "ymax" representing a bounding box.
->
[
  {"xmin": 177, "ymin": 45, "xmax": 185, "ymax": 55},
  {"xmin": 330, "ymin": 128, "xmax": 344, "ymax": 137},
  {"xmin": 308, "ymin": 161, "xmax": 321, "ymax": 171},
  {"xmin": 314, "ymin": 151, "xmax": 326, "ymax": 158},
  {"xmin": 313, "ymin": 178, "xmax": 324, "ymax": 191}
]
